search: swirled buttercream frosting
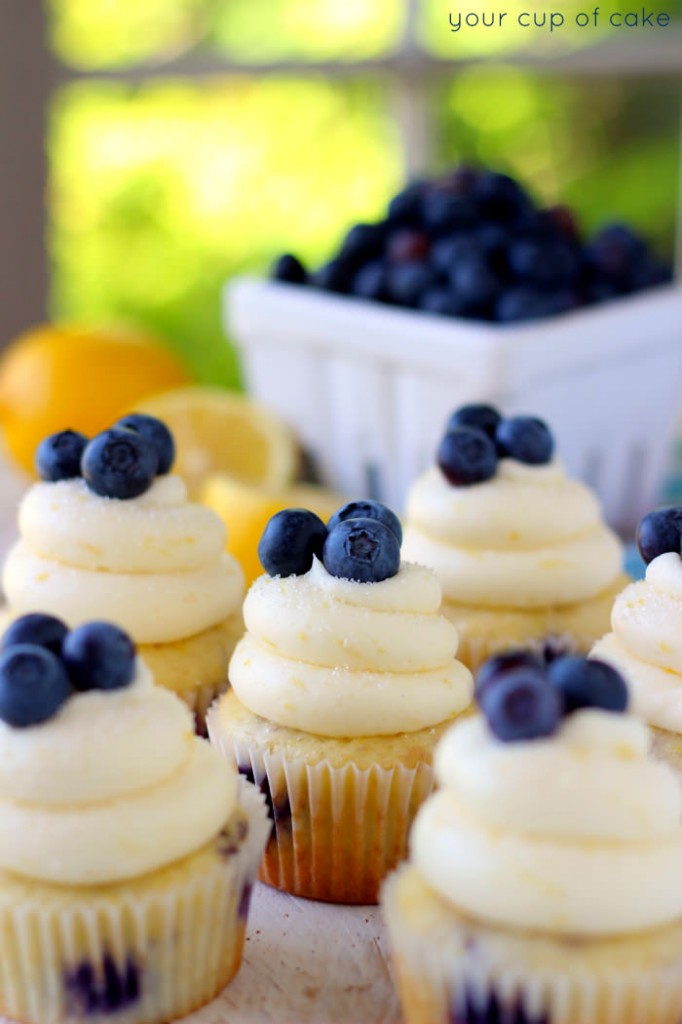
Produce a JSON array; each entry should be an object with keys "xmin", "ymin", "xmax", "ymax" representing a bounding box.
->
[
  {"xmin": 592, "ymin": 552, "xmax": 682, "ymax": 732},
  {"xmin": 402, "ymin": 460, "xmax": 622, "ymax": 608},
  {"xmin": 0, "ymin": 661, "xmax": 237, "ymax": 885},
  {"xmin": 229, "ymin": 557, "xmax": 472, "ymax": 737},
  {"xmin": 412, "ymin": 710, "xmax": 682, "ymax": 935},
  {"xmin": 2, "ymin": 476, "xmax": 244, "ymax": 643}
]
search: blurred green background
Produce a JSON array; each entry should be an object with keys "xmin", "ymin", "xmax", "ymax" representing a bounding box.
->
[{"xmin": 48, "ymin": 0, "xmax": 682, "ymax": 386}]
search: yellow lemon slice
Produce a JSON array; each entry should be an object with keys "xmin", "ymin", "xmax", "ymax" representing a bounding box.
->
[{"xmin": 133, "ymin": 387, "xmax": 300, "ymax": 498}]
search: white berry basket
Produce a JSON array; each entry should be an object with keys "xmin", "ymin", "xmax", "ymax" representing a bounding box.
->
[{"xmin": 225, "ymin": 278, "xmax": 682, "ymax": 535}]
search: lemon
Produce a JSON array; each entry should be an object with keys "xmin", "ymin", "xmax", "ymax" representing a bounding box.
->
[
  {"xmin": 135, "ymin": 387, "xmax": 300, "ymax": 498},
  {"xmin": 0, "ymin": 324, "xmax": 190, "ymax": 477},
  {"xmin": 200, "ymin": 474, "xmax": 347, "ymax": 585}
]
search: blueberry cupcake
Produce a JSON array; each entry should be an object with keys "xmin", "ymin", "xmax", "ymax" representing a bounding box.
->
[
  {"xmin": 0, "ymin": 615, "xmax": 269, "ymax": 1024},
  {"xmin": 1, "ymin": 418, "xmax": 245, "ymax": 730},
  {"xmin": 402, "ymin": 404, "xmax": 628, "ymax": 670},
  {"xmin": 208, "ymin": 501, "xmax": 473, "ymax": 904},
  {"xmin": 592, "ymin": 507, "xmax": 682, "ymax": 774},
  {"xmin": 382, "ymin": 653, "xmax": 682, "ymax": 1024}
]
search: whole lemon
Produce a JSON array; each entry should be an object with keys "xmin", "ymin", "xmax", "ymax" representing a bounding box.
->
[{"xmin": 0, "ymin": 324, "xmax": 190, "ymax": 476}]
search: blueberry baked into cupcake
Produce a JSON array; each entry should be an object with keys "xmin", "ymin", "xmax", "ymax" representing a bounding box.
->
[
  {"xmin": 1, "ymin": 417, "xmax": 245, "ymax": 729},
  {"xmin": 402, "ymin": 404, "xmax": 628, "ymax": 670},
  {"xmin": 382, "ymin": 652, "xmax": 682, "ymax": 1024},
  {"xmin": 592, "ymin": 507, "xmax": 682, "ymax": 774},
  {"xmin": 208, "ymin": 500, "xmax": 473, "ymax": 904},
  {"xmin": 0, "ymin": 614, "xmax": 269, "ymax": 1024}
]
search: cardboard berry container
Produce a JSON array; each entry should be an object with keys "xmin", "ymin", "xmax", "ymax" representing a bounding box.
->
[{"xmin": 225, "ymin": 278, "xmax": 682, "ymax": 534}]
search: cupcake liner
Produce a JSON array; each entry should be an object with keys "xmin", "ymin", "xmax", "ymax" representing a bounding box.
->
[
  {"xmin": 0, "ymin": 782, "xmax": 270, "ymax": 1024},
  {"xmin": 208, "ymin": 711, "xmax": 436, "ymax": 904},
  {"xmin": 382, "ymin": 865, "xmax": 682, "ymax": 1024},
  {"xmin": 650, "ymin": 727, "xmax": 682, "ymax": 775}
]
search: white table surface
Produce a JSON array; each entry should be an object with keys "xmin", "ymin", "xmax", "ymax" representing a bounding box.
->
[{"xmin": 0, "ymin": 457, "xmax": 404, "ymax": 1024}]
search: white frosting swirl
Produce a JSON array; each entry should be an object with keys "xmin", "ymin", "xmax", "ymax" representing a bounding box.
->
[
  {"xmin": 402, "ymin": 461, "xmax": 623, "ymax": 608},
  {"xmin": 2, "ymin": 476, "xmax": 244, "ymax": 643},
  {"xmin": 412, "ymin": 712, "xmax": 682, "ymax": 936},
  {"xmin": 229, "ymin": 558, "xmax": 472, "ymax": 737},
  {"xmin": 592, "ymin": 552, "xmax": 682, "ymax": 732},
  {"xmin": 0, "ymin": 663, "xmax": 238, "ymax": 885}
]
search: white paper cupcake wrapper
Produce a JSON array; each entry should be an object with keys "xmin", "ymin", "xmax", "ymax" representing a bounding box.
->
[
  {"xmin": 208, "ymin": 712, "xmax": 435, "ymax": 904},
  {"xmin": 382, "ymin": 865, "xmax": 682, "ymax": 1024},
  {"xmin": 0, "ymin": 782, "xmax": 270, "ymax": 1024}
]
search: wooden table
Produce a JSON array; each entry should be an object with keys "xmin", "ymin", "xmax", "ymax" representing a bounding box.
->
[{"xmin": 0, "ymin": 459, "xmax": 404, "ymax": 1024}]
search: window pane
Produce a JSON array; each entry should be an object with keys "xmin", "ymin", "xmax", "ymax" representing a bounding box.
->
[
  {"xmin": 50, "ymin": 0, "xmax": 403, "ymax": 69},
  {"xmin": 434, "ymin": 68, "xmax": 680, "ymax": 255},
  {"xmin": 49, "ymin": 79, "xmax": 401, "ymax": 385}
]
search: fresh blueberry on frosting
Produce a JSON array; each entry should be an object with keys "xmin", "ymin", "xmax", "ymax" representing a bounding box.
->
[
  {"xmin": 479, "ymin": 664, "xmax": 562, "ymax": 742},
  {"xmin": 63, "ymin": 622, "xmax": 136, "ymax": 692},
  {"xmin": 445, "ymin": 402, "xmax": 501, "ymax": 440},
  {"xmin": 474, "ymin": 648, "xmax": 544, "ymax": 701},
  {"xmin": 81, "ymin": 427, "xmax": 159, "ymax": 499},
  {"xmin": 0, "ymin": 644, "xmax": 71, "ymax": 727},
  {"xmin": 477, "ymin": 652, "xmax": 630, "ymax": 742},
  {"xmin": 327, "ymin": 499, "xmax": 403, "ymax": 545},
  {"xmin": 2, "ymin": 612, "xmax": 68, "ymax": 657},
  {"xmin": 35, "ymin": 429, "xmax": 88, "ymax": 482},
  {"xmin": 548, "ymin": 656, "xmax": 628, "ymax": 714},
  {"xmin": 437, "ymin": 426, "xmax": 498, "ymax": 486},
  {"xmin": 636, "ymin": 507, "xmax": 682, "ymax": 565},
  {"xmin": 115, "ymin": 413, "xmax": 176, "ymax": 475},
  {"xmin": 322, "ymin": 516, "xmax": 401, "ymax": 583},
  {"xmin": 258, "ymin": 508, "xmax": 328, "ymax": 578},
  {"xmin": 495, "ymin": 415, "xmax": 554, "ymax": 465}
]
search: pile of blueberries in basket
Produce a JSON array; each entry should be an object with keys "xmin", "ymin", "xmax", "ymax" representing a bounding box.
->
[{"xmin": 271, "ymin": 164, "xmax": 672, "ymax": 324}]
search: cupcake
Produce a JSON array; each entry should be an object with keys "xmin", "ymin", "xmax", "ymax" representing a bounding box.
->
[
  {"xmin": 1, "ymin": 418, "xmax": 245, "ymax": 730},
  {"xmin": 402, "ymin": 403, "xmax": 628, "ymax": 670},
  {"xmin": 208, "ymin": 500, "xmax": 473, "ymax": 904},
  {"xmin": 0, "ymin": 614, "xmax": 269, "ymax": 1024},
  {"xmin": 592, "ymin": 506, "xmax": 682, "ymax": 773},
  {"xmin": 382, "ymin": 653, "xmax": 682, "ymax": 1024}
]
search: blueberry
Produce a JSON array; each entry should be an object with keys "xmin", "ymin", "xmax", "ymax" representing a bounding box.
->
[
  {"xmin": 65, "ymin": 956, "xmax": 140, "ymax": 1015},
  {"xmin": 474, "ymin": 171, "xmax": 534, "ymax": 225},
  {"xmin": 115, "ymin": 414, "xmax": 175, "ymax": 475},
  {"xmin": 338, "ymin": 223, "xmax": 386, "ymax": 264},
  {"xmin": 387, "ymin": 182, "xmax": 426, "ymax": 225},
  {"xmin": 327, "ymin": 500, "xmax": 402, "ymax": 545},
  {"xmin": 258, "ymin": 508, "xmax": 327, "ymax": 577},
  {"xmin": 323, "ymin": 518, "xmax": 400, "ymax": 583},
  {"xmin": 387, "ymin": 229, "xmax": 430, "ymax": 264},
  {"xmin": 507, "ymin": 236, "xmax": 581, "ymax": 285},
  {"xmin": 548, "ymin": 656, "xmax": 628, "ymax": 714},
  {"xmin": 351, "ymin": 261, "xmax": 389, "ymax": 302},
  {"xmin": 35, "ymin": 430, "xmax": 88, "ymax": 482},
  {"xmin": 445, "ymin": 404, "xmax": 501, "ymax": 439},
  {"xmin": 418, "ymin": 287, "xmax": 471, "ymax": 318},
  {"xmin": 0, "ymin": 645, "xmax": 72, "ymax": 727},
  {"xmin": 475, "ymin": 649, "xmax": 545, "ymax": 701},
  {"xmin": 271, "ymin": 253, "xmax": 307, "ymax": 285},
  {"xmin": 495, "ymin": 416, "xmax": 554, "ymax": 465},
  {"xmin": 62, "ymin": 622, "xmax": 136, "ymax": 692},
  {"xmin": 542, "ymin": 204, "xmax": 580, "ymax": 242},
  {"xmin": 630, "ymin": 257, "xmax": 672, "ymax": 291},
  {"xmin": 495, "ymin": 285, "xmax": 580, "ymax": 323},
  {"xmin": 587, "ymin": 223, "xmax": 646, "ymax": 280},
  {"xmin": 312, "ymin": 258, "xmax": 353, "ymax": 294},
  {"xmin": 480, "ymin": 666, "xmax": 562, "ymax": 742},
  {"xmin": 2, "ymin": 613, "xmax": 68, "ymax": 656},
  {"xmin": 437, "ymin": 427, "xmax": 498, "ymax": 487},
  {"xmin": 430, "ymin": 236, "xmax": 469, "ymax": 275},
  {"xmin": 636, "ymin": 507, "xmax": 682, "ymax": 565},
  {"xmin": 449, "ymin": 256, "xmax": 500, "ymax": 307},
  {"xmin": 386, "ymin": 262, "xmax": 438, "ymax": 307},
  {"xmin": 81, "ymin": 428, "xmax": 159, "ymax": 500},
  {"xmin": 421, "ymin": 190, "xmax": 477, "ymax": 236}
]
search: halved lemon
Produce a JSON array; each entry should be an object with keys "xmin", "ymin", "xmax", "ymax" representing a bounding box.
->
[
  {"xmin": 200, "ymin": 474, "xmax": 347, "ymax": 585},
  {"xmin": 133, "ymin": 387, "xmax": 300, "ymax": 498}
]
